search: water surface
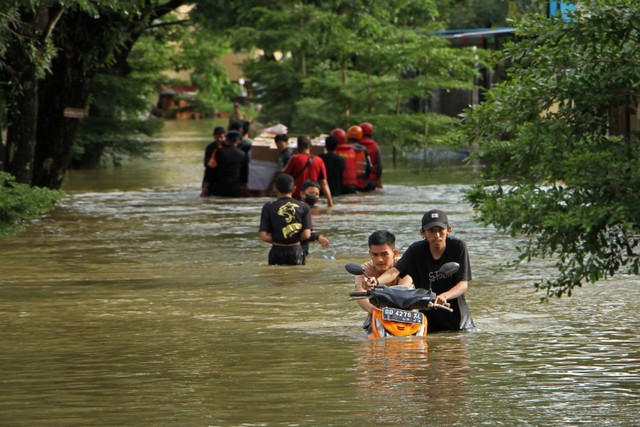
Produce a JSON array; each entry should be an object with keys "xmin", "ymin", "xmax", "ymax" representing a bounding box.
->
[{"xmin": 1, "ymin": 120, "xmax": 638, "ymax": 426}]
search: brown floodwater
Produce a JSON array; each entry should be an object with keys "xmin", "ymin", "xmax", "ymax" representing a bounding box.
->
[{"xmin": 1, "ymin": 120, "xmax": 638, "ymax": 426}]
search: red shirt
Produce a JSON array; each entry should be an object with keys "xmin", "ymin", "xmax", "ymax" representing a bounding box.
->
[
  {"xmin": 283, "ymin": 153, "xmax": 328, "ymax": 199},
  {"xmin": 335, "ymin": 144, "xmax": 358, "ymax": 186},
  {"xmin": 359, "ymin": 137, "xmax": 382, "ymax": 180}
]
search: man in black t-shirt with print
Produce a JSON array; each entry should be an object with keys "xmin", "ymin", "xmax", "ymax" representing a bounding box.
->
[{"xmin": 259, "ymin": 174, "xmax": 312, "ymax": 265}]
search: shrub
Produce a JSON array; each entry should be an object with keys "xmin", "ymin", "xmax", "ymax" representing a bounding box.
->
[{"xmin": 0, "ymin": 172, "xmax": 64, "ymax": 235}]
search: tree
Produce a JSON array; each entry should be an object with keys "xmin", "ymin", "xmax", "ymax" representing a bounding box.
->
[
  {"xmin": 459, "ymin": 0, "xmax": 640, "ymax": 299},
  {"xmin": 194, "ymin": 0, "xmax": 483, "ymax": 154},
  {"xmin": 33, "ymin": 1, "xmax": 191, "ymax": 189},
  {"xmin": 0, "ymin": 1, "xmax": 191, "ymax": 189},
  {"xmin": 0, "ymin": 2, "xmax": 63, "ymax": 185}
]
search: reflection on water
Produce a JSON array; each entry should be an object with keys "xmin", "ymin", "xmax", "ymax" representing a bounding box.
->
[{"xmin": 1, "ymin": 120, "xmax": 639, "ymax": 426}]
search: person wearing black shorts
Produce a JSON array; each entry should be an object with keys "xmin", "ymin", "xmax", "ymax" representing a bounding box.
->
[{"xmin": 259, "ymin": 174, "xmax": 312, "ymax": 265}]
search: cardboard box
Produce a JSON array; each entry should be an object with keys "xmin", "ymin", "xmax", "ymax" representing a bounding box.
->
[{"xmin": 250, "ymin": 134, "xmax": 326, "ymax": 163}]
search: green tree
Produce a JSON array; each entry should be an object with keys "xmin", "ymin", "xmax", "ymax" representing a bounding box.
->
[
  {"xmin": 195, "ymin": 0, "xmax": 483, "ymax": 154},
  {"xmin": 0, "ymin": 1, "xmax": 192, "ymax": 188},
  {"xmin": 0, "ymin": 172, "xmax": 63, "ymax": 235},
  {"xmin": 33, "ymin": 1, "xmax": 192, "ymax": 188},
  {"xmin": 460, "ymin": 0, "xmax": 640, "ymax": 298}
]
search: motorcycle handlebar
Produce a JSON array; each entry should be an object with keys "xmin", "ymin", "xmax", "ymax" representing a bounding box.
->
[{"xmin": 349, "ymin": 291, "xmax": 369, "ymax": 297}]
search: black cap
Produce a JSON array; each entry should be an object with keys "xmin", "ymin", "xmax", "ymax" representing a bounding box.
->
[{"xmin": 421, "ymin": 209, "xmax": 448, "ymax": 230}]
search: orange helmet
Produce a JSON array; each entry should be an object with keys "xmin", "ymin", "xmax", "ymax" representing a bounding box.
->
[
  {"xmin": 330, "ymin": 128, "xmax": 347, "ymax": 145},
  {"xmin": 347, "ymin": 125, "xmax": 363, "ymax": 140},
  {"xmin": 360, "ymin": 122, "xmax": 373, "ymax": 136}
]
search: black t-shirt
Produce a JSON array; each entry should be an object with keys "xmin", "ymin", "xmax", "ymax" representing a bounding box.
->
[
  {"xmin": 319, "ymin": 152, "xmax": 345, "ymax": 196},
  {"xmin": 259, "ymin": 197, "xmax": 312, "ymax": 245},
  {"xmin": 395, "ymin": 237, "xmax": 474, "ymax": 332},
  {"xmin": 210, "ymin": 145, "xmax": 249, "ymax": 197}
]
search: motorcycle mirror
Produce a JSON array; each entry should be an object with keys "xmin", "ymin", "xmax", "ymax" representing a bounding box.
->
[
  {"xmin": 344, "ymin": 263, "xmax": 365, "ymax": 275},
  {"xmin": 439, "ymin": 262, "xmax": 460, "ymax": 277}
]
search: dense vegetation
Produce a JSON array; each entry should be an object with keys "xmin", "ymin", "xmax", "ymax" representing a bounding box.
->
[{"xmin": 460, "ymin": 0, "xmax": 640, "ymax": 298}]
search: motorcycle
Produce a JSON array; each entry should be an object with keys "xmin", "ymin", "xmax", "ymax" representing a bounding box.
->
[{"xmin": 346, "ymin": 262, "xmax": 459, "ymax": 338}]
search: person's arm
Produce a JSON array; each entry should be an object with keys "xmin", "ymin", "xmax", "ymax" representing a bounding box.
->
[
  {"xmin": 435, "ymin": 280, "xmax": 468, "ymax": 306},
  {"xmin": 355, "ymin": 275, "xmax": 376, "ymax": 314},
  {"xmin": 259, "ymin": 230, "xmax": 273, "ymax": 243},
  {"xmin": 300, "ymin": 229, "xmax": 311, "ymax": 242},
  {"xmin": 363, "ymin": 266, "xmax": 400, "ymax": 290},
  {"xmin": 240, "ymin": 153, "xmax": 249, "ymax": 185},
  {"xmin": 319, "ymin": 179, "xmax": 334, "ymax": 207},
  {"xmin": 396, "ymin": 274, "xmax": 414, "ymax": 289},
  {"xmin": 258, "ymin": 204, "xmax": 272, "ymax": 243},
  {"xmin": 317, "ymin": 234, "xmax": 329, "ymax": 248},
  {"xmin": 299, "ymin": 206, "xmax": 312, "ymax": 242}
]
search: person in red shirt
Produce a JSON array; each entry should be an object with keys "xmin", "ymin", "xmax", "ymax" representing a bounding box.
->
[
  {"xmin": 330, "ymin": 128, "xmax": 358, "ymax": 194},
  {"xmin": 359, "ymin": 122, "xmax": 383, "ymax": 190},
  {"xmin": 283, "ymin": 135, "xmax": 335, "ymax": 207}
]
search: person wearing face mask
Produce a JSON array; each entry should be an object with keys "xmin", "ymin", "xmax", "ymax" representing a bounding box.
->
[{"xmin": 299, "ymin": 180, "xmax": 330, "ymax": 257}]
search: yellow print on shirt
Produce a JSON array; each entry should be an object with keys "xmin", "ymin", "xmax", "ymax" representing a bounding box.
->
[
  {"xmin": 282, "ymin": 222, "xmax": 302, "ymax": 239},
  {"xmin": 278, "ymin": 201, "xmax": 299, "ymax": 223},
  {"xmin": 278, "ymin": 201, "xmax": 302, "ymax": 239}
]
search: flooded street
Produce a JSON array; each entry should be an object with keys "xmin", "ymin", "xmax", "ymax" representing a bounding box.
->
[{"xmin": 1, "ymin": 120, "xmax": 639, "ymax": 426}]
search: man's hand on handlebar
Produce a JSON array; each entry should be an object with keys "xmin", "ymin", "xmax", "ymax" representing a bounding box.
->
[
  {"xmin": 362, "ymin": 276, "xmax": 379, "ymax": 291},
  {"xmin": 435, "ymin": 294, "xmax": 447, "ymax": 306}
]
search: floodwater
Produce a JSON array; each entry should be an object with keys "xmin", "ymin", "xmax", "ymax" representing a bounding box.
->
[{"xmin": 1, "ymin": 120, "xmax": 638, "ymax": 426}]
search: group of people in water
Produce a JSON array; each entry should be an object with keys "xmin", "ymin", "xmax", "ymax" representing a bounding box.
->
[{"xmin": 200, "ymin": 120, "xmax": 473, "ymax": 333}]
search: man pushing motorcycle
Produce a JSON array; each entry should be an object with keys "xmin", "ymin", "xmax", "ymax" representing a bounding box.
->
[{"xmin": 363, "ymin": 210, "xmax": 475, "ymax": 333}]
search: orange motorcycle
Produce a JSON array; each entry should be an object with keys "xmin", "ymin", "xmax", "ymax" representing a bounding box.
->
[{"xmin": 346, "ymin": 262, "xmax": 458, "ymax": 338}]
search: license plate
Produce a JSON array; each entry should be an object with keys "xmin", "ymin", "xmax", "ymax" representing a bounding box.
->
[{"xmin": 381, "ymin": 307, "xmax": 424, "ymax": 324}]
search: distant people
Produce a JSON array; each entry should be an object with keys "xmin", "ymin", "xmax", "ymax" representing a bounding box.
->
[
  {"xmin": 259, "ymin": 173, "xmax": 312, "ymax": 265},
  {"xmin": 208, "ymin": 130, "xmax": 249, "ymax": 197},
  {"xmin": 353, "ymin": 230, "xmax": 414, "ymax": 315},
  {"xmin": 229, "ymin": 120, "xmax": 252, "ymax": 155},
  {"xmin": 283, "ymin": 135, "xmax": 335, "ymax": 207},
  {"xmin": 275, "ymin": 134, "xmax": 293, "ymax": 171},
  {"xmin": 200, "ymin": 126, "xmax": 226, "ymax": 197},
  {"xmin": 319, "ymin": 135, "xmax": 345, "ymax": 197},
  {"xmin": 236, "ymin": 78, "xmax": 248, "ymax": 105},
  {"xmin": 298, "ymin": 180, "xmax": 330, "ymax": 257},
  {"xmin": 228, "ymin": 102, "xmax": 247, "ymax": 128},
  {"xmin": 346, "ymin": 125, "xmax": 372, "ymax": 191},
  {"xmin": 359, "ymin": 122, "xmax": 383, "ymax": 190},
  {"xmin": 331, "ymin": 128, "xmax": 358, "ymax": 195}
]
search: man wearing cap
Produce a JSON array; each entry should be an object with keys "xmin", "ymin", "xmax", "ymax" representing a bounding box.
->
[
  {"xmin": 363, "ymin": 209, "xmax": 474, "ymax": 332},
  {"xmin": 201, "ymin": 126, "xmax": 226, "ymax": 197}
]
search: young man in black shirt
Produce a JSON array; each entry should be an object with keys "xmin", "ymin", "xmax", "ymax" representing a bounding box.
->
[{"xmin": 259, "ymin": 174, "xmax": 312, "ymax": 265}]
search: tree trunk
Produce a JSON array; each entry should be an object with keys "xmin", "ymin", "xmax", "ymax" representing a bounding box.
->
[
  {"xmin": 32, "ymin": 50, "xmax": 91, "ymax": 189},
  {"xmin": 3, "ymin": 49, "xmax": 38, "ymax": 184}
]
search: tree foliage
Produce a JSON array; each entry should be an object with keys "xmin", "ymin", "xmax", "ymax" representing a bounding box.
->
[
  {"xmin": 194, "ymin": 0, "xmax": 484, "ymax": 153},
  {"xmin": 0, "ymin": 172, "xmax": 63, "ymax": 235},
  {"xmin": 459, "ymin": 0, "xmax": 640, "ymax": 298}
]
